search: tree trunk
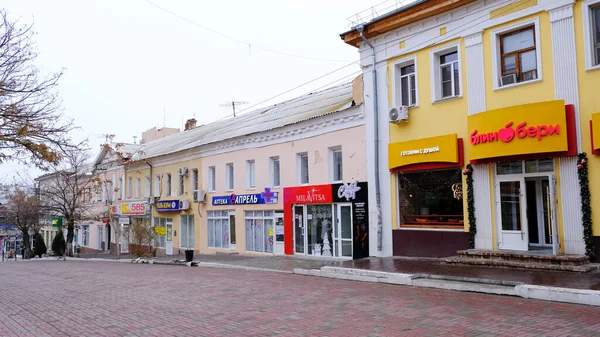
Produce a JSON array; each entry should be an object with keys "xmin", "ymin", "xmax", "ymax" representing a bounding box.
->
[
  {"xmin": 112, "ymin": 221, "xmax": 120, "ymax": 260},
  {"xmin": 22, "ymin": 232, "xmax": 31, "ymax": 259},
  {"xmin": 66, "ymin": 218, "xmax": 75, "ymax": 257}
]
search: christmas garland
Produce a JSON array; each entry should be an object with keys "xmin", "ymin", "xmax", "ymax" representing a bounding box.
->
[
  {"xmin": 463, "ymin": 164, "xmax": 476, "ymax": 249},
  {"xmin": 577, "ymin": 153, "xmax": 596, "ymax": 260}
]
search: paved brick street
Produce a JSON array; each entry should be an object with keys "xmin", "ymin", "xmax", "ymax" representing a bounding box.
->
[{"xmin": 1, "ymin": 261, "xmax": 600, "ymax": 337}]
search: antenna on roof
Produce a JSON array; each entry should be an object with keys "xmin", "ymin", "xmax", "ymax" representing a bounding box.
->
[{"xmin": 219, "ymin": 101, "xmax": 248, "ymax": 118}]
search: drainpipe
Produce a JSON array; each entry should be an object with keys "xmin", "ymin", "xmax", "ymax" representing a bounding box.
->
[
  {"xmin": 357, "ymin": 25, "xmax": 383, "ymax": 252},
  {"xmin": 144, "ymin": 159, "xmax": 154, "ymax": 228}
]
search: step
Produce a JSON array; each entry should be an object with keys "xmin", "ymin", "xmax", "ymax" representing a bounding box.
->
[
  {"xmin": 457, "ymin": 249, "xmax": 589, "ymax": 266},
  {"xmin": 442, "ymin": 256, "xmax": 598, "ymax": 273}
]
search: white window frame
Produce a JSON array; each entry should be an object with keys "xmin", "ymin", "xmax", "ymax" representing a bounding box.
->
[
  {"xmin": 191, "ymin": 169, "xmax": 199, "ymax": 192},
  {"xmin": 246, "ymin": 160, "xmax": 256, "ymax": 190},
  {"xmin": 119, "ymin": 177, "xmax": 124, "ymax": 200},
  {"xmin": 491, "ymin": 17, "xmax": 542, "ymax": 90},
  {"xmin": 178, "ymin": 172, "xmax": 184, "ymax": 196},
  {"xmin": 127, "ymin": 177, "xmax": 132, "ymax": 198},
  {"xmin": 153, "ymin": 217, "xmax": 170, "ymax": 248},
  {"xmin": 244, "ymin": 210, "xmax": 275, "ymax": 253},
  {"xmin": 135, "ymin": 178, "xmax": 141, "ymax": 199},
  {"xmin": 154, "ymin": 175, "xmax": 161, "ymax": 197},
  {"xmin": 430, "ymin": 42, "xmax": 463, "ymax": 102},
  {"xmin": 82, "ymin": 225, "xmax": 89, "ymax": 246},
  {"xmin": 144, "ymin": 176, "xmax": 151, "ymax": 198},
  {"xmin": 297, "ymin": 152, "xmax": 309, "ymax": 185},
  {"xmin": 208, "ymin": 166, "xmax": 216, "ymax": 192},
  {"xmin": 179, "ymin": 214, "xmax": 195, "ymax": 249},
  {"xmin": 328, "ymin": 146, "xmax": 343, "ymax": 183},
  {"xmin": 269, "ymin": 156, "xmax": 280, "ymax": 188},
  {"xmin": 225, "ymin": 163, "xmax": 234, "ymax": 191},
  {"xmin": 166, "ymin": 173, "xmax": 172, "ymax": 196},
  {"xmin": 392, "ymin": 56, "xmax": 418, "ymax": 108},
  {"xmin": 207, "ymin": 210, "xmax": 231, "ymax": 249},
  {"xmin": 583, "ymin": 0, "xmax": 600, "ymax": 71}
]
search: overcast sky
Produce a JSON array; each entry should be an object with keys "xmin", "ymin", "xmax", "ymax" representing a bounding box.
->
[{"xmin": 2, "ymin": 0, "xmax": 408, "ymax": 181}]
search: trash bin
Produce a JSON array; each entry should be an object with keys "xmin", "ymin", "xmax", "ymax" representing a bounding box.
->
[
  {"xmin": 76, "ymin": 245, "xmax": 81, "ymax": 257},
  {"xmin": 185, "ymin": 249, "xmax": 193, "ymax": 262}
]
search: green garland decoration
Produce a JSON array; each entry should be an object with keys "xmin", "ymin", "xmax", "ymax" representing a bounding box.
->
[
  {"xmin": 464, "ymin": 164, "xmax": 476, "ymax": 249},
  {"xmin": 577, "ymin": 153, "xmax": 596, "ymax": 260}
]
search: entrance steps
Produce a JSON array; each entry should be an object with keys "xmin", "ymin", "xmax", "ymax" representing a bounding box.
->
[{"xmin": 442, "ymin": 249, "xmax": 597, "ymax": 272}]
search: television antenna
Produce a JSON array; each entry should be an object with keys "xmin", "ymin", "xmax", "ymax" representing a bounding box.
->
[{"xmin": 219, "ymin": 101, "xmax": 248, "ymax": 117}]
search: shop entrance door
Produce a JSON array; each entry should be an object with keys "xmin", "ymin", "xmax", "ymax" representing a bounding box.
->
[
  {"xmin": 525, "ymin": 175, "xmax": 558, "ymax": 255},
  {"xmin": 120, "ymin": 225, "xmax": 129, "ymax": 253},
  {"xmin": 165, "ymin": 221, "xmax": 173, "ymax": 255},
  {"xmin": 496, "ymin": 177, "xmax": 528, "ymax": 251},
  {"xmin": 335, "ymin": 203, "xmax": 353, "ymax": 258},
  {"xmin": 274, "ymin": 211, "xmax": 284, "ymax": 255},
  {"xmin": 293, "ymin": 205, "xmax": 306, "ymax": 255}
]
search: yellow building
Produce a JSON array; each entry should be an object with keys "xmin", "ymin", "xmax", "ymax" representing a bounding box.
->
[{"xmin": 340, "ymin": 0, "xmax": 600, "ymax": 260}]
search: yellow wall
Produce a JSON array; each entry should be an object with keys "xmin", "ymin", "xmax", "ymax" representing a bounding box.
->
[
  {"xmin": 574, "ymin": 0, "xmax": 600, "ymax": 235},
  {"xmin": 482, "ymin": 12, "xmax": 555, "ymax": 111},
  {"xmin": 387, "ymin": 38, "xmax": 470, "ymax": 231}
]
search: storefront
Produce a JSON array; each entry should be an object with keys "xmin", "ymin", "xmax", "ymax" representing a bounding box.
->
[
  {"xmin": 113, "ymin": 201, "xmax": 150, "ymax": 254},
  {"xmin": 283, "ymin": 181, "xmax": 369, "ymax": 259},
  {"xmin": 210, "ymin": 188, "xmax": 283, "ymax": 255},
  {"xmin": 389, "ymin": 133, "xmax": 467, "ymax": 257},
  {"xmin": 468, "ymin": 100, "xmax": 577, "ymax": 254},
  {"xmin": 154, "ymin": 199, "xmax": 191, "ymax": 255}
]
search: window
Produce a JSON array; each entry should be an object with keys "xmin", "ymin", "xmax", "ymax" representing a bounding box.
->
[
  {"xmin": 107, "ymin": 181, "xmax": 113, "ymax": 203},
  {"xmin": 127, "ymin": 177, "xmax": 132, "ymax": 198},
  {"xmin": 180, "ymin": 214, "xmax": 195, "ymax": 249},
  {"xmin": 145, "ymin": 177, "xmax": 151, "ymax": 197},
  {"xmin": 179, "ymin": 172, "xmax": 184, "ymax": 196},
  {"xmin": 431, "ymin": 43, "xmax": 461, "ymax": 101},
  {"xmin": 270, "ymin": 157, "xmax": 280, "ymax": 187},
  {"xmin": 154, "ymin": 175, "xmax": 161, "ymax": 197},
  {"xmin": 583, "ymin": 1, "xmax": 600, "ymax": 69},
  {"xmin": 298, "ymin": 153, "xmax": 309, "ymax": 185},
  {"xmin": 245, "ymin": 210, "xmax": 274, "ymax": 253},
  {"xmin": 330, "ymin": 147, "xmax": 343, "ymax": 182},
  {"xmin": 191, "ymin": 169, "xmax": 199, "ymax": 192},
  {"xmin": 397, "ymin": 169, "xmax": 464, "ymax": 229},
  {"xmin": 394, "ymin": 59, "xmax": 417, "ymax": 107},
  {"xmin": 153, "ymin": 217, "xmax": 170, "ymax": 248},
  {"xmin": 135, "ymin": 178, "xmax": 141, "ymax": 199},
  {"xmin": 208, "ymin": 210, "xmax": 231, "ymax": 248},
  {"xmin": 499, "ymin": 27, "xmax": 537, "ymax": 85},
  {"xmin": 119, "ymin": 177, "xmax": 124, "ymax": 200},
  {"xmin": 82, "ymin": 225, "xmax": 89, "ymax": 246},
  {"xmin": 166, "ymin": 173, "xmax": 172, "ymax": 196},
  {"xmin": 497, "ymin": 159, "xmax": 554, "ymax": 175},
  {"xmin": 225, "ymin": 163, "xmax": 234, "ymax": 191},
  {"xmin": 247, "ymin": 160, "xmax": 256, "ymax": 189},
  {"xmin": 208, "ymin": 166, "xmax": 216, "ymax": 192}
]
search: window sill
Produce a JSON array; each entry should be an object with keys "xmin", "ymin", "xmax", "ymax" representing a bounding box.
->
[
  {"xmin": 332, "ymin": 180, "xmax": 343, "ymax": 184},
  {"xmin": 247, "ymin": 187, "xmax": 256, "ymax": 191},
  {"xmin": 225, "ymin": 189, "xmax": 234, "ymax": 193},
  {"xmin": 431, "ymin": 95, "xmax": 463, "ymax": 104},
  {"xmin": 272, "ymin": 186, "xmax": 281, "ymax": 189},
  {"xmin": 493, "ymin": 77, "xmax": 541, "ymax": 91},
  {"xmin": 586, "ymin": 64, "xmax": 600, "ymax": 72}
]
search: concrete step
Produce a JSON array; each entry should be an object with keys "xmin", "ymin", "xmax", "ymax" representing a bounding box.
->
[
  {"xmin": 457, "ymin": 249, "xmax": 589, "ymax": 266},
  {"xmin": 442, "ymin": 256, "xmax": 597, "ymax": 273}
]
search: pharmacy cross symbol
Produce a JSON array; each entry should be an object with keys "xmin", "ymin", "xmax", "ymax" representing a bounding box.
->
[{"xmin": 262, "ymin": 188, "xmax": 275, "ymax": 203}]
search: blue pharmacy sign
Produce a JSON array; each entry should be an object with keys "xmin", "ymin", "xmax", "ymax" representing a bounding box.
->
[{"xmin": 212, "ymin": 188, "xmax": 279, "ymax": 206}]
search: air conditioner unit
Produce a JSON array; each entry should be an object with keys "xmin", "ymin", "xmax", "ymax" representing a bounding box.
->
[
  {"xmin": 501, "ymin": 74, "xmax": 517, "ymax": 86},
  {"xmin": 389, "ymin": 106, "xmax": 409, "ymax": 124},
  {"xmin": 193, "ymin": 189, "xmax": 206, "ymax": 203},
  {"xmin": 179, "ymin": 199, "xmax": 190, "ymax": 210},
  {"xmin": 179, "ymin": 167, "xmax": 189, "ymax": 176}
]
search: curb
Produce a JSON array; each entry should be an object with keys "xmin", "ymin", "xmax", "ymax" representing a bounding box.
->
[{"xmin": 293, "ymin": 266, "xmax": 600, "ymax": 307}]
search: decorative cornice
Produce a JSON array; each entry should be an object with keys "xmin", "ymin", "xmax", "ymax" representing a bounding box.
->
[
  {"xmin": 464, "ymin": 32, "xmax": 483, "ymax": 47},
  {"xmin": 548, "ymin": 2, "xmax": 574, "ymax": 22}
]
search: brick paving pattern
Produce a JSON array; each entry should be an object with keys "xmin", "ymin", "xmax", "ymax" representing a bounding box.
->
[{"xmin": 1, "ymin": 260, "xmax": 599, "ymax": 337}]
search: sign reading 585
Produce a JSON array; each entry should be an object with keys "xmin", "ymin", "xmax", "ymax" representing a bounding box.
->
[{"xmin": 120, "ymin": 202, "xmax": 147, "ymax": 215}]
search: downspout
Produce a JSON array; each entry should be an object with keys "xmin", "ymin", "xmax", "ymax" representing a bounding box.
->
[
  {"xmin": 144, "ymin": 159, "xmax": 154, "ymax": 227},
  {"xmin": 357, "ymin": 25, "xmax": 383, "ymax": 252}
]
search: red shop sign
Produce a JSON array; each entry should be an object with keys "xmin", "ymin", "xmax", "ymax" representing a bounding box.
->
[{"xmin": 283, "ymin": 184, "xmax": 333, "ymax": 204}]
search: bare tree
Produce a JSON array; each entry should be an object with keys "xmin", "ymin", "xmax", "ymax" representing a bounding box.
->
[
  {"xmin": 38, "ymin": 147, "xmax": 99, "ymax": 256},
  {"xmin": 0, "ymin": 186, "xmax": 42, "ymax": 259},
  {"xmin": 0, "ymin": 10, "xmax": 76, "ymax": 168},
  {"xmin": 129, "ymin": 219, "xmax": 155, "ymax": 258}
]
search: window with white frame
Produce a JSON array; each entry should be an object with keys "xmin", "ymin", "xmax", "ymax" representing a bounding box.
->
[
  {"xmin": 394, "ymin": 59, "xmax": 417, "ymax": 107},
  {"xmin": 431, "ymin": 44, "xmax": 461, "ymax": 101},
  {"xmin": 153, "ymin": 217, "xmax": 170, "ymax": 248},
  {"xmin": 207, "ymin": 210, "xmax": 231, "ymax": 248},
  {"xmin": 135, "ymin": 178, "xmax": 141, "ymax": 199},
  {"xmin": 166, "ymin": 173, "xmax": 172, "ymax": 196},
  {"xmin": 180, "ymin": 214, "xmax": 194, "ymax": 249},
  {"xmin": 245, "ymin": 210, "xmax": 274, "ymax": 253},
  {"xmin": 82, "ymin": 225, "xmax": 89, "ymax": 246},
  {"xmin": 191, "ymin": 169, "xmax": 199, "ymax": 192},
  {"xmin": 491, "ymin": 18, "xmax": 541, "ymax": 88},
  {"xmin": 583, "ymin": 1, "xmax": 600, "ymax": 69},
  {"xmin": 145, "ymin": 177, "xmax": 151, "ymax": 197},
  {"xmin": 107, "ymin": 181, "xmax": 113, "ymax": 202},
  {"xmin": 154, "ymin": 175, "xmax": 161, "ymax": 197},
  {"xmin": 298, "ymin": 153, "xmax": 309, "ymax": 185},
  {"xmin": 178, "ymin": 172, "xmax": 184, "ymax": 196},
  {"xmin": 270, "ymin": 156, "xmax": 280, "ymax": 187},
  {"xmin": 329, "ymin": 147, "xmax": 343, "ymax": 182},
  {"xmin": 128, "ymin": 177, "xmax": 133, "ymax": 198},
  {"xmin": 247, "ymin": 160, "xmax": 256, "ymax": 189},
  {"xmin": 208, "ymin": 166, "xmax": 216, "ymax": 192},
  {"xmin": 225, "ymin": 163, "xmax": 234, "ymax": 191},
  {"xmin": 119, "ymin": 177, "xmax": 124, "ymax": 200}
]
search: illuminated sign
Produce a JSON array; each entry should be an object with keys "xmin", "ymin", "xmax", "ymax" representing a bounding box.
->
[
  {"xmin": 212, "ymin": 188, "xmax": 279, "ymax": 206},
  {"xmin": 388, "ymin": 134, "xmax": 458, "ymax": 169},
  {"xmin": 119, "ymin": 202, "xmax": 147, "ymax": 215}
]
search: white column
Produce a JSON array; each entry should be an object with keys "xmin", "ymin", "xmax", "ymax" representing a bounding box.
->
[
  {"xmin": 549, "ymin": 3, "xmax": 585, "ymax": 254},
  {"xmin": 465, "ymin": 32, "xmax": 494, "ymax": 250}
]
